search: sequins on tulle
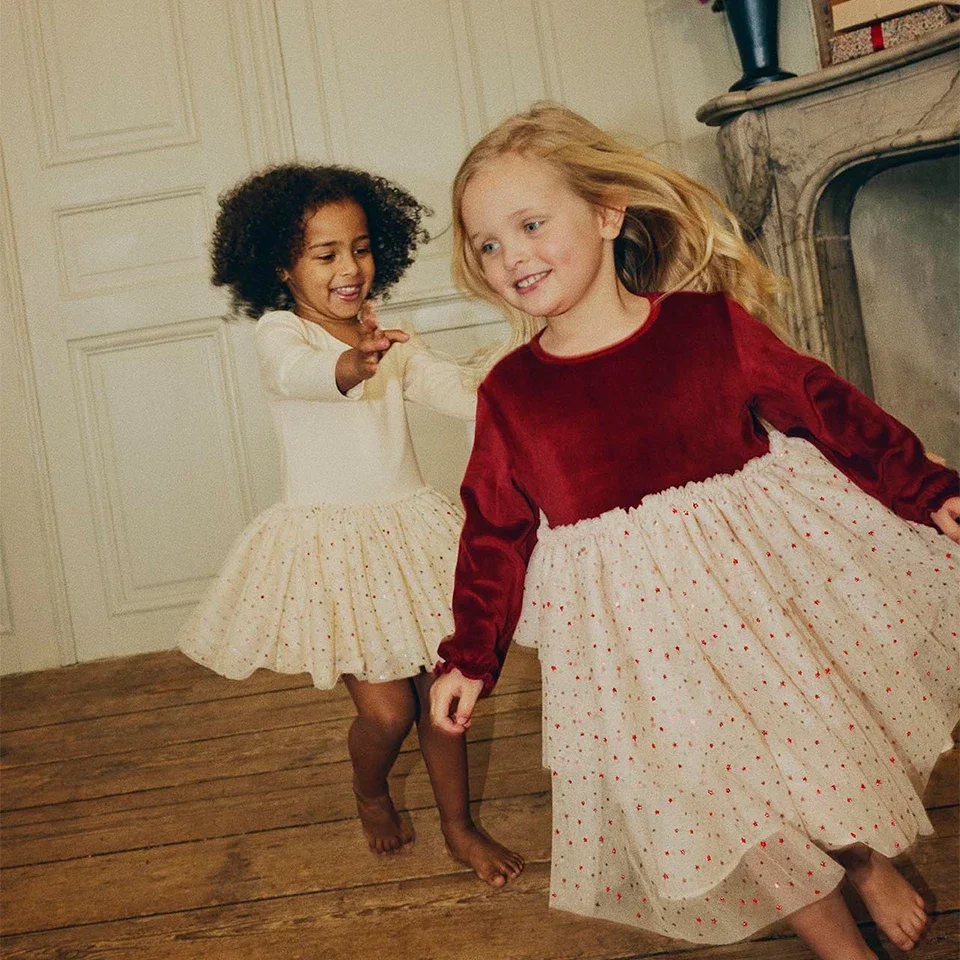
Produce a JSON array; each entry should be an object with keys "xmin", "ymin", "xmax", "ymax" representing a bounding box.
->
[
  {"xmin": 179, "ymin": 487, "xmax": 462, "ymax": 687},
  {"xmin": 517, "ymin": 433, "xmax": 959, "ymax": 944}
]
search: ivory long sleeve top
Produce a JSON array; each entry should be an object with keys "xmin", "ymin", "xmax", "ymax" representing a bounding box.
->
[{"xmin": 256, "ymin": 310, "xmax": 475, "ymax": 507}]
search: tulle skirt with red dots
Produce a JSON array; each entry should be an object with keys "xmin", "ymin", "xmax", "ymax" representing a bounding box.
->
[
  {"xmin": 515, "ymin": 432, "xmax": 958, "ymax": 945},
  {"xmin": 178, "ymin": 486, "xmax": 462, "ymax": 688}
]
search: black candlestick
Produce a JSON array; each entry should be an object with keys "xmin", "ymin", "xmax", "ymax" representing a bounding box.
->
[{"xmin": 725, "ymin": 0, "xmax": 796, "ymax": 92}]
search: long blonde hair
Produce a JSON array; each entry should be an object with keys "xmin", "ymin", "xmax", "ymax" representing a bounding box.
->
[{"xmin": 452, "ymin": 103, "xmax": 789, "ymax": 359}]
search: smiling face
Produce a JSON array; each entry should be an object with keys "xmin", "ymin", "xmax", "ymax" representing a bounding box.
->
[
  {"xmin": 459, "ymin": 152, "xmax": 620, "ymax": 320},
  {"xmin": 279, "ymin": 200, "xmax": 375, "ymax": 324}
]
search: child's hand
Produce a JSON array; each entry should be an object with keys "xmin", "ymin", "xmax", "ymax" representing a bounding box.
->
[
  {"xmin": 931, "ymin": 496, "xmax": 960, "ymax": 544},
  {"xmin": 353, "ymin": 310, "xmax": 409, "ymax": 377},
  {"xmin": 335, "ymin": 302, "xmax": 410, "ymax": 393},
  {"xmin": 430, "ymin": 667, "xmax": 484, "ymax": 735}
]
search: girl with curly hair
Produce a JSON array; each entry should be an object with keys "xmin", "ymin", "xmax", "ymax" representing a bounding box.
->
[
  {"xmin": 179, "ymin": 164, "xmax": 523, "ymax": 885},
  {"xmin": 431, "ymin": 105, "xmax": 959, "ymax": 957}
]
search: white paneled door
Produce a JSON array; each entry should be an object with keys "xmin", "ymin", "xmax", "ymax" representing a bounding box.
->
[
  {"xmin": 1, "ymin": 0, "xmax": 290, "ymax": 662},
  {"xmin": 2, "ymin": 0, "xmax": 681, "ymax": 666}
]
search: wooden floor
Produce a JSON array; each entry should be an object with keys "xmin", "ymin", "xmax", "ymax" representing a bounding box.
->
[{"xmin": 0, "ymin": 647, "xmax": 956, "ymax": 960}]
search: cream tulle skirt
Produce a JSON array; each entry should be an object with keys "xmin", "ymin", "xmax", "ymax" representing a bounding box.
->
[
  {"xmin": 515, "ymin": 433, "xmax": 958, "ymax": 945},
  {"xmin": 178, "ymin": 486, "xmax": 462, "ymax": 687}
]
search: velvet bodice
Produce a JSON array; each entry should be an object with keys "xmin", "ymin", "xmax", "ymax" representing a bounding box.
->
[{"xmin": 438, "ymin": 292, "xmax": 959, "ymax": 692}]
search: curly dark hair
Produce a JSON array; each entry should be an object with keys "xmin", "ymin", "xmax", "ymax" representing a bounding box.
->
[{"xmin": 210, "ymin": 164, "xmax": 431, "ymax": 318}]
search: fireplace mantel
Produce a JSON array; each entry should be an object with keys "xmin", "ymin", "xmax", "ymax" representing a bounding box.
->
[{"xmin": 696, "ymin": 24, "xmax": 959, "ymax": 394}]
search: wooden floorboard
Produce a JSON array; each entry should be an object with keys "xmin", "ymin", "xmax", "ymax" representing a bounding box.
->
[
  {"xmin": 0, "ymin": 735, "xmax": 551, "ymax": 867},
  {"xmin": 1, "ymin": 646, "xmax": 956, "ymax": 960},
  {"xmin": 0, "ymin": 690, "xmax": 542, "ymax": 811},
  {"xmin": 0, "ymin": 866, "xmax": 957, "ymax": 960},
  {"xmin": 0, "ymin": 654, "xmax": 310, "ymax": 732}
]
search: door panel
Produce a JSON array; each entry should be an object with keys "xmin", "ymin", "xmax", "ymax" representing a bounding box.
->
[{"xmin": 1, "ymin": 0, "xmax": 286, "ymax": 660}]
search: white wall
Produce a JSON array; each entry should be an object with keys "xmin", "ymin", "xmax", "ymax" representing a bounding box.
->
[
  {"xmin": 645, "ymin": 0, "xmax": 820, "ymax": 192},
  {"xmin": 10, "ymin": 0, "xmax": 818, "ymax": 670}
]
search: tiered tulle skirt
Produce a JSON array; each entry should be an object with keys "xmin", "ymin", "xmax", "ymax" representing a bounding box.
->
[
  {"xmin": 178, "ymin": 486, "xmax": 462, "ymax": 687},
  {"xmin": 515, "ymin": 433, "xmax": 958, "ymax": 944}
]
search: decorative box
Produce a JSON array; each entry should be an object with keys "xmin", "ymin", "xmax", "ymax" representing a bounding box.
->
[
  {"xmin": 830, "ymin": 0, "xmax": 941, "ymax": 31},
  {"xmin": 830, "ymin": 5, "xmax": 958, "ymax": 63}
]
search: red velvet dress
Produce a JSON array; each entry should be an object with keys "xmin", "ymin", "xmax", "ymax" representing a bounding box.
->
[{"xmin": 439, "ymin": 292, "xmax": 959, "ymax": 944}]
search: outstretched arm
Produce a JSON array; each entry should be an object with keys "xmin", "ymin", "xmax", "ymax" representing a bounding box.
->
[
  {"xmin": 256, "ymin": 308, "xmax": 408, "ymax": 401},
  {"xmin": 727, "ymin": 296, "xmax": 960, "ymax": 531},
  {"xmin": 401, "ymin": 339, "xmax": 477, "ymax": 420},
  {"xmin": 363, "ymin": 300, "xmax": 476, "ymax": 420},
  {"xmin": 334, "ymin": 302, "xmax": 410, "ymax": 394}
]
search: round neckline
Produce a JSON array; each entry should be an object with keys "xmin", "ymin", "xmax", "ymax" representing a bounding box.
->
[
  {"xmin": 293, "ymin": 310, "xmax": 361, "ymax": 349},
  {"xmin": 528, "ymin": 293, "xmax": 662, "ymax": 364}
]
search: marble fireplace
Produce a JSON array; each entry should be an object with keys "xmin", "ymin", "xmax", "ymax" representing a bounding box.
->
[{"xmin": 697, "ymin": 24, "xmax": 959, "ymax": 460}]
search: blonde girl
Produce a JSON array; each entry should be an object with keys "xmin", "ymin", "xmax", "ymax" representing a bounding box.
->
[{"xmin": 431, "ymin": 105, "xmax": 958, "ymax": 958}]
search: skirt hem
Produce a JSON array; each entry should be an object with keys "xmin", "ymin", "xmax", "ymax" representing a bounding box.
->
[
  {"xmin": 525, "ymin": 433, "xmax": 957, "ymax": 944},
  {"xmin": 177, "ymin": 644, "xmax": 435, "ymax": 691}
]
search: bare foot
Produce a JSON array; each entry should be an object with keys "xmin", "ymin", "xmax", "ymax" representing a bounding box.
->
[
  {"xmin": 353, "ymin": 783, "xmax": 414, "ymax": 855},
  {"xmin": 443, "ymin": 821, "xmax": 525, "ymax": 887},
  {"xmin": 844, "ymin": 849, "xmax": 928, "ymax": 951},
  {"xmin": 787, "ymin": 887, "xmax": 878, "ymax": 960}
]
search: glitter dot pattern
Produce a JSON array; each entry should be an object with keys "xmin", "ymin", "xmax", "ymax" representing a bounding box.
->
[
  {"xmin": 178, "ymin": 310, "xmax": 474, "ymax": 688},
  {"xmin": 179, "ymin": 487, "xmax": 464, "ymax": 686},
  {"xmin": 516, "ymin": 433, "xmax": 959, "ymax": 945}
]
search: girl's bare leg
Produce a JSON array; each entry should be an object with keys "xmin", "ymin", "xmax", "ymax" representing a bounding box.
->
[
  {"xmin": 341, "ymin": 674, "xmax": 416, "ymax": 854},
  {"xmin": 412, "ymin": 671, "xmax": 525, "ymax": 887},
  {"xmin": 787, "ymin": 886, "xmax": 877, "ymax": 960},
  {"xmin": 834, "ymin": 844, "xmax": 928, "ymax": 952}
]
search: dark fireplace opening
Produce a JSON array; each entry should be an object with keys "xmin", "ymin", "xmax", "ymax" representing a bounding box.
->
[{"xmin": 849, "ymin": 153, "xmax": 959, "ymax": 467}]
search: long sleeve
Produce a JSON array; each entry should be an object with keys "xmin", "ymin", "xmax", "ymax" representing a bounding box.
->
[
  {"xmin": 400, "ymin": 334, "xmax": 477, "ymax": 420},
  {"xmin": 256, "ymin": 312, "xmax": 363, "ymax": 402},
  {"xmin": 727, "ymin": 296, "xmax": 959, "ymax": 526},
  {"xmin": 436, "ymin": 385, "xmax": 539, "ymax": 694}
]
